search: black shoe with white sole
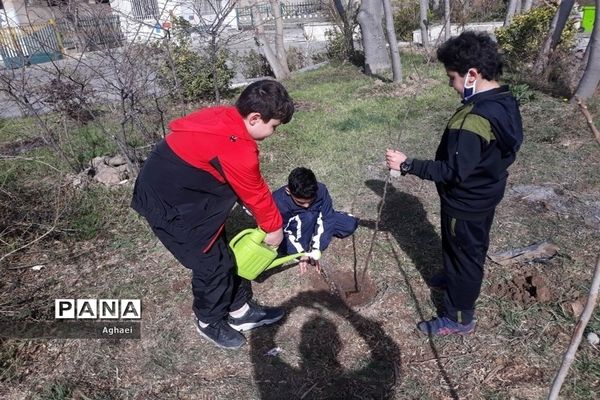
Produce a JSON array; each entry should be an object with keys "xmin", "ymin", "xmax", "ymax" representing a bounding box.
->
[
  {"xmin": 195, "ymin": 318, "xmax": 246, "ymax": 349},
  {"xmin": 227, "ymin": 302, "xmax": 285, "ymax": 332}
]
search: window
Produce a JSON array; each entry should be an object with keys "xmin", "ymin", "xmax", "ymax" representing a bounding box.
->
[{"xmin": 131, "ymin": 0, "xmax": 159, "ymax": 20}]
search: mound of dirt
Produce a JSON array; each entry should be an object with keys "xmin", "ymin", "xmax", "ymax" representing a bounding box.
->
[{"xmin": 489, "ymin": 271, "xmax": 552, "ymax": 304}]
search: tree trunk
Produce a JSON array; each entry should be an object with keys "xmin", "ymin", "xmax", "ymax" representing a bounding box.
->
[
  {"xmin": 522, "ymin": 0, "xmax": 533, "ymax": 12},
  {"xmin": 210, "ymin": 35, "xmax": 221, "ymax": 103},
  {"xmin": 269, "ymin": 0, "xmax": 290, "ymax": 76},
  {"xmin": 251, "ymin": 1, "xmax": 290, "ymax": 80},
  {"xmin": 419, "ymin": 0, "xmax": 430, "ymax": 48},
  {"xmin": 382, "ymin": 0, "xmax": 402, "ymax": 82},
  {"xmin": 574, "ymin": 0, "xmax": 600, "ymax": 99},
  {"xmin": 444, "ymin": 0, "xmax": 451, "ymax": 40},
  {"xmin": 357, "ymin": 0, "xmax": 390, "ymax": 75},
  {"xmin": 515, "ymin": 0, "xmax": 522, "ymax": 15},
  {"xmin": 432, "ymin": 0, "xmax": 441, "ymax": 12},
  {"xmin": 504, "ymin": 0, "xmax": 518, "ymax": 26},
  {"xmin": 549, "ymin": 0, "xmax": 575, "ymax": 49},
  {"xmin": 532, "ymin": 0, "xmax": 575, "ymax": 75}
]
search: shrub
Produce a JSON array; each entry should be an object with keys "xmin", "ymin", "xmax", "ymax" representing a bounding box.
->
[
  {"xmin": 43, "ymin": 77, "xmax": 94, "ymax": 124},
  {"xmin": 510, "ymin": 83, "xmax": 536, "ymax": 104},
  {"xmin": 157, "ymin": 17, "xmax": 234, "ymax": 102},
  {"xmin": 325, "ymin": 28, "xmax": 363, "ymax": 65},
  {"xmin": 451, "ymin": 0, "xmax": 506, "ymax": 24},
  {"xmin": 239, "ymin": 49, "xmax": 274, "ymax": 78},
  {"xmin": 325, "ymin": 28, "xmax": 348, "ymax": 62},
  {"xmin": 394, "ymin": 3, "xmax": 420, "ymax": 42},
  {"xmin": 160, "ymin": 41, "xmax": 234, "ymax": 102},
  {"xmin": 286, "ymin": 46, "xmax": 307, "ymax": 72},
  {"xmin": 495, "ymin": 5, "xmax": 577, "ymax": 70}
]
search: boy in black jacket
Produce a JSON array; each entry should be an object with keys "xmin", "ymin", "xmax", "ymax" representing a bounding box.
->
[{"xmin": 386, "ymin": 31, "xmax": 523, "ymax": 336}]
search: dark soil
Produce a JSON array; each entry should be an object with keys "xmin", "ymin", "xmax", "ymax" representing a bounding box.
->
[
  {"xmin": 0, "ymin": 137, "xmax": 47, "ymax": 155},
  {"xmin": 308, "ymin": 269, "xmax": 379, "ymax": 308},
  {"xmin": 489, "ymin": 270, "xmax": 553, "ymax": 304}
]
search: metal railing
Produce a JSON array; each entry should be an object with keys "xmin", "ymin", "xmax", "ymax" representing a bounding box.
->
[
  {"xmin": 57, "ymin": 14, "xmax": 124, "ymax": 52},
  {"xmin": 236, "ymin": 0, "xmax": 328, "ymax": 30},
  {"xmin": 0, "ymin": 21, "xmax": 63, "ymax": 68}
]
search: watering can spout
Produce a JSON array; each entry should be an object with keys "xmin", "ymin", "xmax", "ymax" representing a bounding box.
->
[
  {"xmin": 266, "ymin": 253, "xmax": 303, "ymax": 268},
  {"xmin": 265, "ymin": 249, "xmax": 321, "ymax": 269}
]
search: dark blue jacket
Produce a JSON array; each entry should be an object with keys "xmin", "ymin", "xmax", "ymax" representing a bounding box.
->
[
  {"xmin": 272, "ymin": 183, "xmax": 336, "ymax": 253},
  {"xmin": 409, "ymin": 86, "xmax": 523, "ymax": 219}
]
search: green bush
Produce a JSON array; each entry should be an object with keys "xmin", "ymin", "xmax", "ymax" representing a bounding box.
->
[
  {"xmin": 510, "ymin": 83, "xmax": 536, "ymax": 104},
  {"xmin": 496, "ymin": 6, "xmax": 577, "ymax": 70},
  {"xmin": 325, "ymin": 28, "xmax": 348, "ymax": 62},
  {"xmin": 394, "ymin": 4, "xmax": 420, "ymax": 41},
  {"xmin": 286, "ymin": 46, "xmax": 307, "ymax": 72},
  {"xmin": 239, "ymin": 49, "xmax": 274, "ymax": 78},
  {"xmin": 157, "ymin": 18, "xmax": 234, "ymax": 102},
  {"xmin": 160, "ymin": 41, "xmax": 234, "ymax": 102},
  {"xmin": 325, "ymin": 28, "xmax": 362, "ymax": 65}
]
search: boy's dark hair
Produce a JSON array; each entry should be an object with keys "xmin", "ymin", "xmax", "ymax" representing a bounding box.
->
[
  {"xmin": 235, "ymin": 80, "xmax": 294, "ymax": 124},
  {"xmin": 288, "ymin": 167, "xmax": 318, "ymax": 199},
  {"xmin": 437, "ymin": 31, "xmax": 503, "ymax": 80}
]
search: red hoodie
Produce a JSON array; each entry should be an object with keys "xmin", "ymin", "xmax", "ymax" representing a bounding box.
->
[{"xmin": 165, "ymin": 106, "xmax": 282, "ymax": 233}]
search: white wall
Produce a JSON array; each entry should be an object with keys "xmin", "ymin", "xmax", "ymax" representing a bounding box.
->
[
  {"xmin": 1, "ymin": 0, "xmax": 56, "ymax": 27},
  {"xmin": 412, "ymin": 22, "xmax": 504, "ymax": 45}
]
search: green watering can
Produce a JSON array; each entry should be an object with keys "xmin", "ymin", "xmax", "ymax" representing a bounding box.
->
[{"xmin": 229, "ymin": 228, "xmax": 321, "ymax": 280}]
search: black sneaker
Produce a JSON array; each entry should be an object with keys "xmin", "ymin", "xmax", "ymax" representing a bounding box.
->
[
  {"xmin": 227, "ymin": 302, "xmax": 285, "ymax": 332},
  {"xmin": 195, "ymin": 318, "xmax": 246, "ymax": 349}
]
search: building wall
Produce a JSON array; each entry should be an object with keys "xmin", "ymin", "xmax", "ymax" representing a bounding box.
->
[{"xmin": 110, "ymin": 0, "xmax": 238, "ymax": 43}]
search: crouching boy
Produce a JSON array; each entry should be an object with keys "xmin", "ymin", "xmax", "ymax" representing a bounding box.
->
[{"xmin": 273, "ymin": 167, "xmax": 358, "ymax": 272}]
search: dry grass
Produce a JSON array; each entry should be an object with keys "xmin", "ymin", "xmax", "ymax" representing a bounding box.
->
[{"xmin": 1, "ymin": 63, "xmax": 599, "ymax": 399}]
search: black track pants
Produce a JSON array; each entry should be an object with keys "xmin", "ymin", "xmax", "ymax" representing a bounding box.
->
[
  {"xmin": 151, "ymin": 225, "xmax": 252, "ymax": 323},
  {"xmin": 440, "ymin": 210, "xmax": 495, "ymax": 324}
]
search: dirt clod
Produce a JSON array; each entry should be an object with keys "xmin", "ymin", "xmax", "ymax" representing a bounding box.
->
[{"xmin": 489, "ymin": 271, "xmax": 552, "ymax": 304}]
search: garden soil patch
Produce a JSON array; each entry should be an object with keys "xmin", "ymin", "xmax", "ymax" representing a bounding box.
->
[
  {"xmin": 307, "ymin": 269, "xmax": 379, "ymax": 308},
  {"xmin": 489, "ymin": 270, "xmax": 553, "ymax": 304},
  {"xmin": 0, "ymin": 137, "xmax": 46, "ymax": 155}
]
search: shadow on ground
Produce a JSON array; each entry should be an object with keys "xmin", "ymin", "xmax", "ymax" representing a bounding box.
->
[
  {"xmin": 250, "ymin": 290, "xmax": 401, "ymax": 399},
  {"xmin": 361, "ymin": 178, "xmax": 460, "ymax": 400},
  {"xmin": 361, "ymin": 179, "xmax": 442, "ymax": 285}
]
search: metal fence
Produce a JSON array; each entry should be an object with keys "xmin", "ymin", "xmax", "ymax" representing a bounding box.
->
[
  {"xmin": 0, "ymin": 14, "xmax": 125, "ymax": 69},
  {"xmin": 236, "ymin": 0, "xmax": 328, "ymax": 30},
  {"xmin": 0, "ymin": 21, "xmax": 63, "ymax": 69},
  {"xmin": 57, "ymin": 14, "xmax": 124, "ymax": 52}
]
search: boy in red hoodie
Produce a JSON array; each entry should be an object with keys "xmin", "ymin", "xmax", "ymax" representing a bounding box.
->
[{"xmin": 131, "ymin": 80, "xmax": 294, "ymax": 349}]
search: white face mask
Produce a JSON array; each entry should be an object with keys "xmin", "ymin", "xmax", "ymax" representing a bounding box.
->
[{"xmin": 463, "ymin": 74, "xmax": 477, "ymax": 101}]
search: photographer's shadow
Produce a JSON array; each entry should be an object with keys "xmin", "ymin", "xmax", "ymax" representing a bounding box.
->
[
  {"xmin": 361, "ymin": 179, "xmax": 442, "ymax": 288},
  {"xmin": 250, "ymin": 290, "xmax": 401, "ymax": 399}
]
